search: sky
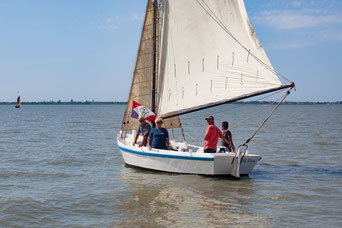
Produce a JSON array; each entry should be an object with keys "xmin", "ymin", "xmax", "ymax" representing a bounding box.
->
[{"xmin": 0, "ymin": 0, "xmax": 341, "ymax": 102}]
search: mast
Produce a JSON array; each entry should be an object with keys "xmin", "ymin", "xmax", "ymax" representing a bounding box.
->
[{"xmin": 151, "ymin": 0, "xmax": 158, "ymax": 113}]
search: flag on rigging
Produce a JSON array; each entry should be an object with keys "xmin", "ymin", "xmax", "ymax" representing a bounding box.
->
[{"xmin": 131, "ymin": 101, "xmax": 156, "ymax": 121}]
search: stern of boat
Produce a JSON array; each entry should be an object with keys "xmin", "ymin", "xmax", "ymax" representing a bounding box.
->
[{"xmin": 212, "ymin": 151, "xmax": 261, "ymax": 176}]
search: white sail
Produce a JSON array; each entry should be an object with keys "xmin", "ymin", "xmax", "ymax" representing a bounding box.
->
[{"xmin": 158, "ymin": 0, "xmax": 283, "ymax": 116}]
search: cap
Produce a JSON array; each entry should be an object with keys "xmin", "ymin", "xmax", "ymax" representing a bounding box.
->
[{"xmin": 205, "ymin": 115, "xmax": 214, "ymax": 120}]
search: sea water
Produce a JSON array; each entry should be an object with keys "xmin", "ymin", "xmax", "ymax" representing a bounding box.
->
[{"xmin": 0, "ymin": 104, "xmax": 341, "ymax": 227}]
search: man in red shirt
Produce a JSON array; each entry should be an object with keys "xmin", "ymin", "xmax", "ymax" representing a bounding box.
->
[{"xmin": 204, "ymin": 116, "xmax": 229, "ymax": 153}]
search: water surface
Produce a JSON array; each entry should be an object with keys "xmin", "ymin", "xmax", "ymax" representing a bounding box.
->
[{"xmin": 0, "ymin": 104, "xmax": 341, "ymax": 227}]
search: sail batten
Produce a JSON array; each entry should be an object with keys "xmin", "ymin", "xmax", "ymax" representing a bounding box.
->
[{"xmin": 157, "ymin": 0, "xmax": 286, "ymax": 117}]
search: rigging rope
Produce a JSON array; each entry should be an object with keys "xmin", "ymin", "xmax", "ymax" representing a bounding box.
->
[
  {"xmin": 243, "ymin": 89, "xmax": 291, "ymax": 146},
  {"xmin": 195, "ymin": 0, "xmax": 292, "ymax": 83},
  {"xmin": 229, "ymin": 95, "xmax": 283, "ymax": 130},
  {"xmin": 179, "ymin": 89, "xmax": 287, "ymax": 142},
  {"xmin": 184, "ymin": 132, "xmax": 198, "ymax": 143},
  {"xmin": 179, "ymin": 88, "xmax": 285, "ymax": 123}
]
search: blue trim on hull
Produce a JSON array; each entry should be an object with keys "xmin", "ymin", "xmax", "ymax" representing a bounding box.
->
[{"xmin": 118, "ymin": 145, "xmax": 214, "ymax": 161}]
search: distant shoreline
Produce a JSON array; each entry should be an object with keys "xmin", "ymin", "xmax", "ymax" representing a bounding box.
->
[
  {"xmin": 0, "ymin": 101, "xmax": 127, "ymax": 105},
  {"xmin": 1, "ymin": 101, "xmax": 341, "ymax": 105}
]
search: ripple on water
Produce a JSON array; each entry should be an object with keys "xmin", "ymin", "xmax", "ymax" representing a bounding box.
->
[
  {"xmin": 0, "ymin": 129, "xmax": 21, "ymax": 134},
  {"xmin": 0, "ymin": 170, "xmax": 72, "ymax": 179},
  {"xmin": 285, "ymin": 161, "xmax": 301, "ymax": 167},
  {"xmin": 303, "ymin": 167, "xmax": 342, "ymax": 176},
  {"xmin": 45, "ymin": 157, "xmax": 86, "ymax": 166},
  {"xmin": 0, "ymin": 199, "xmax": 60, "ymax": 226},
  {"xmin": 313, "ymin": 141, "xmax": 338, "ymax": 146}
]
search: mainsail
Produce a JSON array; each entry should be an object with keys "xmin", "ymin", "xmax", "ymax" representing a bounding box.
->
[{"xmin": 157, "ymin": 0, "xmax": 289, "ymax": 118}]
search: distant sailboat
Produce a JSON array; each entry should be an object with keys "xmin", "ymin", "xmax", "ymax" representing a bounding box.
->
[
  {"xmin": 15, "ymin": 95, "xmax": 21, "ymax": 108},
  {"xmin": 117, "ymin": 0, "xmax": 295, "ymax": 177}
]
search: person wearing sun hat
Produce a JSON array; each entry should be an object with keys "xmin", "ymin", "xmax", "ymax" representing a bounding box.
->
[
  {"xmin": 204, "ymin": 115, "xmax": 229, "ymax": 153},
  {"xmin": 148, "ymin": 117, "xmax": 170, "ymax": 150}
]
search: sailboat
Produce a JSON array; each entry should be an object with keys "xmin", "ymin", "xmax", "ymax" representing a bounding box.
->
[
  {"xmin": 117, "ymin": 0, "xmax": 295, "ymax": 177},
  {"xmin": 15, "ymin": 95, "xmax": 21, "ymax": 108}
]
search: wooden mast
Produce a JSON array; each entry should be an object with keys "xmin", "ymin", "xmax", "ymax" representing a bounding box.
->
[{"xmin": 151, "ymin": 0, "xmax": 158, "ymax": 114}]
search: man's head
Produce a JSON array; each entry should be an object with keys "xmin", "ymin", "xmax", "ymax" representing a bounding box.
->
[{"xmin": 205, "ymin": 115, "xmax": 214, "ymax": 125}]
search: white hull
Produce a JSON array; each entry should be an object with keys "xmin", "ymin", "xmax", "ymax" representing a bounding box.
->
[{"xmin": 117, "ymin": 134, "xmax": 261, "ymax": 176}]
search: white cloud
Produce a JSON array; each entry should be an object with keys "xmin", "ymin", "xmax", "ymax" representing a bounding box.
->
[
  {"xmin": 254, "ymin": 10, "xmax": 342, "ymax": 30},
  {"xmin": 105, "ymin": 17, "xmax": 119, "ymax": 30},
  {"xmin": 131, "ymin": 13, "xmax": 144, "ymax": 22},
  {"xmin": 107, "ymin": 24, "xmax": 119, "ymax": 30},
  {"xmin": 266, "ymin": 29, "xmax": 342, "ymax": 50},
  {"xmin": 316, "ymin": 28, "xmax": 342, "ymax": 42},
  {"xmin": 250, "ymin": 1, "xmax": 342, "ymax": 49},
  {"xmin": 290, "ymin": 1, "xmax": 302, "ymax": 8},
  {"xmin": 94, "ymin": 17, "xmax": 120, "ymax": 31}
]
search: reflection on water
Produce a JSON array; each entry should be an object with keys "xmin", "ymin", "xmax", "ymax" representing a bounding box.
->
[{"xmin": 115, "ymin": 166, "xmax": 272, "ymax": 227}]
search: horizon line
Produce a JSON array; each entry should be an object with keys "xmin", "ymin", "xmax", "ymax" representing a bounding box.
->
[{"xmin": 1, "ymin": 100, "xmax": 341, "ymax": 105}]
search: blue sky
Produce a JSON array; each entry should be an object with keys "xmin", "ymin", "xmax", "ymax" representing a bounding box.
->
[{"xmin": 0, "ymin": 0, "xmax": 341, "ymax": 102}]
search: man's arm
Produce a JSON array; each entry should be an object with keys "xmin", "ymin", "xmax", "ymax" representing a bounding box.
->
[
  {"xmin": 166, "ymin": 137, "xmax": 170, "ymax": 150},
  {"xmin": 148, "ymin": 137, "xmax": 152, "ymax": 150},
  {"xmin": 132, "ymin": 132, "xmax": 140, "ymax": 146},
  {"xmin": 228, "ymin": 137, "xmax": 235, "ymax": 152},
  {"xmin": 204, "ymin": 127, "xmax": 210, "ymax": 140},
  {"xmin": 139, "ymin": 133, "xmax": 148, "ymax": 147},
  {"xmin": 220, "ymin": 135, "xmax": 230, "ymax": 147}
]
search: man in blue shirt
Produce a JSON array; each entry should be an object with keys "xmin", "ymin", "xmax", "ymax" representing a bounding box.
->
[{"xmin": 148, "ymin": 117, "xmax": 170, "ymax": 150}]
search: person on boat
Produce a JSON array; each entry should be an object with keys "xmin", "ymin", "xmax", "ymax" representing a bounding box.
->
[
  {"xmin": 133, "ymin": 116, "xmax": 151, "ymax": 147},
  {"xmin": 148, "ymin": 117, "xmax": 170, "ymax": 150},
  {"xmin": 204, "ymin": 116, "xmax": 230, "ymax": 153},
  {"xmin": 221, "ymin": 121, "xmax": 235, "ymax": 152}
]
